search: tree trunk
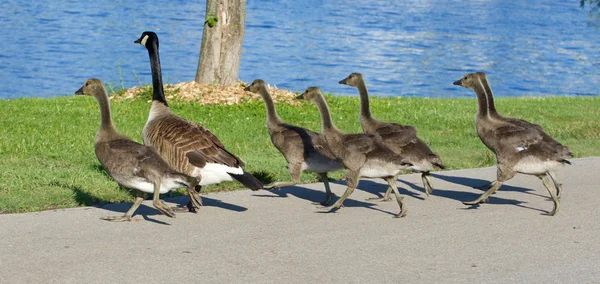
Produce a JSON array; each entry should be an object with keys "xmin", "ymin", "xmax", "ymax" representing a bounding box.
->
[{"xmin": 195, "ymin": 0, "xmax": 246, "ymax": 85}]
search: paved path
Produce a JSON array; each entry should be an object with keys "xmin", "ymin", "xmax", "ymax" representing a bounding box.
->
[{"xmin": 1, "ymin": 157, "xmax": 599, "ymax": 283}]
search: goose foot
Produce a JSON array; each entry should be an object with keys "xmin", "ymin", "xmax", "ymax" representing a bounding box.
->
[
  {"xmin": 263, "ymin": 181, "xmax": 297, "ymax": 190},
  {"xmin": 464, "ymin": 181, "xmax": 503, "ymax": 206},
  {"xmin": 318, "ymin": 205, "xmax": 342, "ymax": 213},
  {"xmin": 394, "ymin": 210, "xmax": 408, "ymax": 218},
  {"xmin": 462, "ymin": 198, "xmax": 488, "ymax": 205},
  {"xmin": 312, "ymin": 193, "xmax": 336, "ymax": 206},
  {"xmin": 154, "ymin": 200, "xmax": 176, "ymax": 218},
  {"xmin": 366, "ymin": 196, "xmax": 392, "ymax": 202},
  {"xmin": 101, "ymin": 215, "xmax": 133, "ymax": 222}
]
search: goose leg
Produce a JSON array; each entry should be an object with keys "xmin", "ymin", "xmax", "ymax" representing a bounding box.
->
[
  {"xmin": 540, "ymin": 175, "xmax": 560, "ymax": 216},
  {"xmin": 101, "ymin": 192, "xmax": 147, "ymax": 222},
  {"xmin": 181, "ymin": 183, "xmax": 204, "ymax": 213},
  {"xmin": 264, "ymin": 181, "xmax": 298, "ymax": 189},
  {"xmin": 387, "ymin": 177, "xmax": 408, "ymax": 218},
  {"xmin": 547, "ymin": 171, "xmax": 562, "ymax": 199},
  {"xmin": 313, "ymin": 173, "xmax": 335, "ymax": 206},
  {"xmin": 463, "ymin": 180, "xmax": 503, "ymax": 205},
  {"xmin": 151, "ymin": 179, "xmax": 176, "ymax": 218},
  {"xmin": 264, "ymin": 163, "xmax": 301, "ymax": 189},
  {"xmin": 320, "ymin": 171, "xmax": 358, "ymax": 212},
  {"xmin": 186, "ymin": 186, "xmax": 203, "ymax": 213},
  {"xmin": 366, "ymin": 174, "xmax": 396, "ymax": 202},
  {"xmin": 422, "ymin": 172, "xmax": 434, "ymax": 196}
]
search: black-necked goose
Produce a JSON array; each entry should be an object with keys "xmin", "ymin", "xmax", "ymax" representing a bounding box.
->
[
  {"xmin": 453, "ymin": 72, "xmax": 572, "ymax": 215},
  {"xmin": 135, "ymin": 31, "xmax": 263, "ymax": 209},
  {"xmin": 244, "ymin": 79, "xmax": 344, "ymax": 205},
  {"xmin": 75, "ymin": 78, "xmax": 201, "ymax": 221},
  {"xmin": 339, "ymin": 72, "xmax": 445, "ymax": 198},
  {"xmin": 297, "ymin": 87, "xmax": 413, "ymax": 217}
]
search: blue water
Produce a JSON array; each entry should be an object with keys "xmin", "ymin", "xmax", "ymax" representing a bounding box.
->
[{"xmin": 1, "ymin": 0, "xmax": 599, "ymax": 99}]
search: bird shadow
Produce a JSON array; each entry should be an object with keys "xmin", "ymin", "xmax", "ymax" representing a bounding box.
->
[
  {"xmin": 52, "ymin": 176, "xmax": 247, "ymax": 225},
  {"xmin": 427, "ymin": 173, "xmax": 549, "ymax": 214},
  {"xmin": 333, "ymin": 179, "xmax": 427, "ymax": 201},
  {"xmin": 253, "ymin": 180, "xmax": 403, "ymax": 217}
]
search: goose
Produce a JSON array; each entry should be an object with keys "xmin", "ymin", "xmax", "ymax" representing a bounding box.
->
[
  {"xmin": 297, "ymin": 87, "xmax": 413, "ymax": 217},
  {"xmin": 339, "ymin": 72, "xmax": 445, "ymax": 199},
  {"xmin": 75, "ymin": 78, "xmax": 201, "ymax": 221},
  {"xmin": 244, "ymin": 79, "xmax": 344, "ymax": 205},
  {"xmin": 453, "ymin": 72, "xmax": 572, "ymax": 215},
  {"xmin": 135, "ymin": 31, "xmax": 263, "ymax": 209}
]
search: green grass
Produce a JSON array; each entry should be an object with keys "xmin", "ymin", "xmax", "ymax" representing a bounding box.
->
[{"xmin": 0, "ymin": 94, "xmax": 599, "ymax": 213}]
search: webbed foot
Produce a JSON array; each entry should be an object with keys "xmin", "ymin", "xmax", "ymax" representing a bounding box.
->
[
  {"xmin": 366, "ymin": 196, "xmax": 392, "ymax": 202},
  {"xmin": 101, "ymin": 215, "xmax": 133, "ymax": 222}
]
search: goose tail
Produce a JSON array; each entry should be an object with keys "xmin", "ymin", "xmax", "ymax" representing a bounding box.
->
[{"xmin": 230, "ymin": 170, "xmax": 264, "ymax": 191}]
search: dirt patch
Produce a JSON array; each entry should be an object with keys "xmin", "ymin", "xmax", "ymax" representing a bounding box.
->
[{"xmin": 112, "ymin": 81, "xmax": 300, "ymax": 105}]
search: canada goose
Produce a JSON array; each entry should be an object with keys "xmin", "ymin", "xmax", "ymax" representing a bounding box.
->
[
  {"xmin": 297, "ymin": 87, "xmax": 413, "ymax": 217},
  {"xmin": 75, "ymin": 78, "xmax": 201, "ymax": 221},
  {"xmin": 339, "ymin": 72, "xmax": 445, "ymax": 199},
  {"xmin": 135, "ymin": 31, "xmax": 263, "ymax": 207},
  {"xmin": 453, "ymin": 72, "xmax": 572, "ymax": 216},
  {"xmin": 244, "ymin": 79, "xmax": 344, "ymax": 205}
]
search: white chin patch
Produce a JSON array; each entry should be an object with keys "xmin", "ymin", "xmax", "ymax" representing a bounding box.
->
[
  {"xmin": 516, "ymin": 146, "xmax": 528, "ymax": 152},
  {"xmin": 140, "ymin": 35, "xmax": 149, "ymax": 46}
]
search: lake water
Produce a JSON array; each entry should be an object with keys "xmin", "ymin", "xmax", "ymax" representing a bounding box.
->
[{"xmin": 1, "ymin": 0, "xmax": 599, "ymax": 99}]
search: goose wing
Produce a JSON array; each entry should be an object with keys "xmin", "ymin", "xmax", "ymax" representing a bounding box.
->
[
  {"xmin": 340, "ymin": 133, "xmax": 378, "ymax": 153},
  {"xmin": 154, "ymin": 115, "xmax": 244, "ymax": 170},
  {"xmin": 493, "ymin": 124, "xmax": 543, "ymax": 151},
  {"xmin": 374, "ymin": 123, "xmax": 418, "ymax": 146},
  {"xmin": 104, "ymin": 139, "xmax": 168, "ymax": 178}
]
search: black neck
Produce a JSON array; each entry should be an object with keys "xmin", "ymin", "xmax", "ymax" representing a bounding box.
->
[{"xmin": 147, "ymin": 40, "xmax": 168, "ymax": 107}]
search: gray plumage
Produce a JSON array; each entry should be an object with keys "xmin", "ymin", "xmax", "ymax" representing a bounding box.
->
[
  {"xmin": 75, "ymin": 78, "xmax": 200, "ymax": 221},
  {"xmin": 297, "ymin": 87, "xmax": 413, "ymax": 218},
  {"xmin": 453, "ymin": 72, "xmax": 572, "ymax": 216},
  {"xmin": 245, "ymin": 79, "xmax": 344, "ymax": 205},
  {"xmin": 339, "ymin": 72, "xmax": 445, "ymax": 199}
]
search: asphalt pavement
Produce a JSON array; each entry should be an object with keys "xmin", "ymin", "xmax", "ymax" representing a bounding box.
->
[{"xmin": 1, "ymin": 157, "xmax": 599, "ymax": 283}]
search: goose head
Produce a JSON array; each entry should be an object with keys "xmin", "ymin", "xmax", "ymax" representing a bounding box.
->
[
  {"xmin": 296, "ymin": 86, "xmax": 322, "ymax": 102},
  {"xmin": 134, "ymin": 31, "xmax": 159, "ymax": 49},
  {"xmin": 244, "ymin": 79, "xmax": 267, "ymax": 93},
  {"xmin": 453, "ymin": 72, "xmax": 486, "ymax": 89},
  {"xmin": 75, "ymin": 78, "xmax": 105, "ymax": 98},
  {"xmin": 338, "ymin": 72, "xmax": 363, "ymax": 87}
]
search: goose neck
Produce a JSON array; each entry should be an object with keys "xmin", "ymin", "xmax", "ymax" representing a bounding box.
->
[
  {"xmin": 147, "ymin": 41, "xmax": 168, "ymax": 107},
  {"xmin": 313, "ymin": 95, "xmax": 340, "ymax": 135},
  {"xmin": 94, "ymin": 93, "xmax": 118, "ymax": 140},
  {"xmin": 259, "ymin": 88, "xmax": 283, "ymax": 125},
  {"xmin": 356, "ymin": 80, "xmax": 373, "ymax": 119}
]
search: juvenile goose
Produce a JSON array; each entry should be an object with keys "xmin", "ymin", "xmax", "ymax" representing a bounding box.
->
[
  {"xmin": 453, "ymin": 72, "xmax": 572, "ymax": 216},
  {"xmin": 339, "ymin": 72, "xmax": 445, "ymax": 199},
  {"xmin": 244, "ymin": 79, "xmax": 344, "ymax": 205},
  {"xmin": 76, "ymin": 78, "xmax": 201, "ymax": 221},
  {"xmin": 135, "ymin": 31, "xmax": 263, "ymax": 206},
  {"xmin": 297, "ymin": 87, "xmax": 413, "ymax": 217}
]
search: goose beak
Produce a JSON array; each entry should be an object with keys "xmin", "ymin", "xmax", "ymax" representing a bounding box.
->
[
  {"xmin": 134, "ymin": 37, "xmax": 142, "ymax": 44},
  {"xmin": 339, "ymin": 78, "xmax": 347, "ymax": 85},
  {"xmin": 453, "ymin": 79, "xmax": 463, "ymax": 86},
  {"xmin": 75, "ymin": 86, "xmax": 84, "ymax": 95},
  {"xmin": 243, "ymin": 85, "xmax": 251, "ymax": 91},
  {"xmin": 295, "ymin": 93, "xmax": 306, "ymax": 100}
]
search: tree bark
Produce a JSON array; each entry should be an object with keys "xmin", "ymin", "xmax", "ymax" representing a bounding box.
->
[{"xmin": 195, "ymin": 0, "xmax": 246, "ymax": 85}]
